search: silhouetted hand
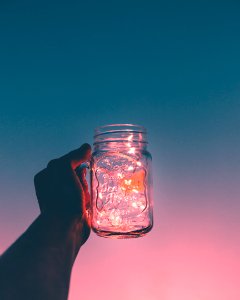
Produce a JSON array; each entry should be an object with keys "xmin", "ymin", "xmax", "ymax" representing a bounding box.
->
[{"xmin": 34, "ymin": 143, "xmax": 92, "ymax": 244}]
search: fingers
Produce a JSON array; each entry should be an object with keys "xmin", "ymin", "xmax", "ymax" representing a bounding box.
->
[
  {"xmin": 76, "ymin": 167, "xmax": 90, "ymax": 209},
  {"xmin": 47, "ymin": 143, "xmax": 91, "ymax": 170},
  {"xmin": 34, "ymin": 168, "xmax": 51, "ymax": 213},
  {"xmin": 60, "ymin": 143, "xmax": 91, "ymax": 169},
  {"xmin": 34, "ymin": 143, "xmax": 92, "ymax": 217}
]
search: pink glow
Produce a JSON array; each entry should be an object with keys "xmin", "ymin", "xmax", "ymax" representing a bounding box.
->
[
  {"xmin": 69, "ymin": 209, "xmax": 240, "ymax": 300},
  {"xmin": 1, "ymin": 178, "xmax": 239, "ymax": 300}
]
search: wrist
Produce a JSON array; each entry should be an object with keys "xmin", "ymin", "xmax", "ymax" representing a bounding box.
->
[{"xmin": 38, "ymin": 212, "xmax": 90, "ymax": 254}]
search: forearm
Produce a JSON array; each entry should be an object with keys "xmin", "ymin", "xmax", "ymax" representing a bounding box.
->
[{"xmin": 0, "ymin": 214, "xmax": 85, "ymax": 300}]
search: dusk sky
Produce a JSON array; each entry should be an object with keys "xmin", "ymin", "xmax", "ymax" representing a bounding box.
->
[{"xmin": 0, "ymin": 1, "xmax": 240, "ymax": 299}]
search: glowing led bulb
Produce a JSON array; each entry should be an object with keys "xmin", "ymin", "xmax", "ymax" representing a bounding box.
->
[
  {"xmin": 128, "ymin": 147, "xmax": 135, "ymax": 154},
  {"xmin": 124, "ymin": 179, "xmax": 132, "ymax": 185},
  {"xmin": 128, "ymin": 166, "xmax": 134, "ymax": 171},
  {"xmin": 132, "ymin": 202, "xmax": 137, "ymax": 208},
  {"xmin": 127, "ymin": 134, "xmax": 133, "ymax": 141}
]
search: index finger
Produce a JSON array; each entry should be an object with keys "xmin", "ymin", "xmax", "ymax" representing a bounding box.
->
[{"xmin": 60, "ymin": 143, "xmax": 92, "ymax": 169}]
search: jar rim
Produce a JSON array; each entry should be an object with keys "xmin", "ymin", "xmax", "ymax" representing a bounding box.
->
[{"xmin": 94, "ymin": 124, "xmax": 147, "ymax": 137}]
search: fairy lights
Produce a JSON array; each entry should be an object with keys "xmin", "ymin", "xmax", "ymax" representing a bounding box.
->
[
  {"xmin": 91, "ymin": 124, "xmax": 153, "ymax": 238},
  {"xmin": 128, "ymin": 147, "xmax": 136, "ymax": 154},
  {"xmin": 93, "ymin": 154, "xmax": 147, "ymax": 231}
]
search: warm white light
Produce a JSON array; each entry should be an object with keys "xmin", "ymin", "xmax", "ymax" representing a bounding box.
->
[
  {"xmin": 127, "ymin": 135, "xmax": 133, "ymax": 141},
  {"xmin": 124, "ymin": 179, "xmax": 132, "ymax": 185},
  {"xmin": 128, "ymin": 147, "xmax": 135, "ymax": 154},
  {"xmin": 128, "ymin": 166, "xmax": 134, "ymax": 171},
  {"xmin": 137, "ymin": 161, "xmax": 142, "ymax": 166}
]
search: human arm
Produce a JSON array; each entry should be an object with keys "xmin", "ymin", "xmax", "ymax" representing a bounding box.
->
[{"xmin": 0, "ymin": 143, "xmax": 91, "ymax": 300}]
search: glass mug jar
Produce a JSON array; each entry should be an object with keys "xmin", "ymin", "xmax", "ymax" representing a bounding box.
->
[{"xmin": 90, "ymin": 124, "xmax": 153, "ymax": 238}]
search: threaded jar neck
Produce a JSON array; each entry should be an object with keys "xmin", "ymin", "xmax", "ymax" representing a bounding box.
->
[{"xmin": 94, "ymin": 124, "xmax": 148, "ymax": 151}]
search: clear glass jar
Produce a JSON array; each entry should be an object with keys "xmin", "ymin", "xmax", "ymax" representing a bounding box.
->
[{"xmin": 90, "ymin": 124, "xmax": 153, "ymax": 239}]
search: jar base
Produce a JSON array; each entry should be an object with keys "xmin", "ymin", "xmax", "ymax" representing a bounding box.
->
[{"xmin": 93, "ymin": 224, "xmax": 153, "ymax": 239}]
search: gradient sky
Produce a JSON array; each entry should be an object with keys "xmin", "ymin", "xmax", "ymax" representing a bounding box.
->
[{"xmin": 0, "ymin": 1, "xmax": 240, "ymax": 299}]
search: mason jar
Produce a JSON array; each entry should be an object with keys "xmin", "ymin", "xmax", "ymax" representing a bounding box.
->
[{"xmin": 90, "ymin": 124, "xmax": 153, "ymax": 238}]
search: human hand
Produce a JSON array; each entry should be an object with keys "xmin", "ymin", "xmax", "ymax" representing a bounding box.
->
[{"xmin": 34, "ymin": 143, "xmax": 92, "ymax": 245}]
